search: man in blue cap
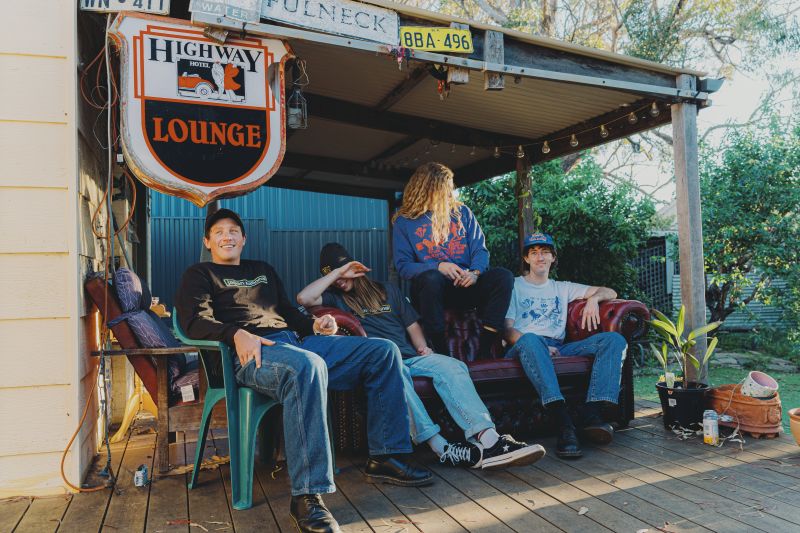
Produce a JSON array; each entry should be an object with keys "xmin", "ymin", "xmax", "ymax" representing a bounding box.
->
[{"xmin": 503, "ymin": 233, "xmax": 627, "ymax": 458}]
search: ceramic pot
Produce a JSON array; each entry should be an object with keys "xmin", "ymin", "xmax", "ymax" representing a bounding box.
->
[
  {"xmin": 741, "ymin": 371, "xmax": 779, "ymax": 398},
  {"xmin": 789, "ymin": 408, "xmax": 800, "ymax": 447},
  {"xmin": 706, "ymin": 383, "xmax": 783, "ymax": 438},
  {"xmin": 656, "ymin": 381, "xmax": 708, "ymax": 429}
]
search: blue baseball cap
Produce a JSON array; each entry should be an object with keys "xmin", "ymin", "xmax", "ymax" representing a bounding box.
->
[{"xmin": 523, "ymin": 232, "xmax": 556, "ymax": 252}]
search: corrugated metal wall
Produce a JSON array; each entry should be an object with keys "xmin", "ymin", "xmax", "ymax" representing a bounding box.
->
[{"xmin": 150, "ymin": 187, "xmax": 388, "ymax": 309}]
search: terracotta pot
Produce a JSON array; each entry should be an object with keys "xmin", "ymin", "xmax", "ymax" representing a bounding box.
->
[
  {"xmin": 789, "ymin": 408, "xmax": 800, "ymax": 447},
  {"xmin": 706, "ymin": 383, "xmax": 783, "ymax": 438}
]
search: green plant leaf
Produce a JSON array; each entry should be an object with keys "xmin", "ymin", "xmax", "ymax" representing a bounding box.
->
[
  {"xmin": 650, "ymin": 319, "xmax": 677, "ymax": 338},
  {"xmin": 651, "ymin": 309, "xmax": 673, "ymax": 325},
  {"xmin": 649, "ymin": 343, "xmax": 666, "ymax": 367},
  {"xmin": 702, "ymin": 336, "xmax": 720, "ymax": 367},
  {"xmin": 676, "ymin": 305, "xmax": 685, "ymax": 339},
  {"xmin": 687, "ymin": 321, "xmax": 722, "ymax": 341},
  {"xmin": 687, "ymin": 353, "xmax": 700, "ymax": 370}
]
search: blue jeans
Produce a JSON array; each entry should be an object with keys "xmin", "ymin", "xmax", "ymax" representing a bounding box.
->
[
  {"xmin": 401, "ymin": 354, "xmax": 495, "ymax": 444},
  {"xmin": 235, "ymin": 332, "xmax": 412, "ymax": 496},
  {"xmin": 506, "ymin": 332, "xmax": 627, "ymax": 405}
]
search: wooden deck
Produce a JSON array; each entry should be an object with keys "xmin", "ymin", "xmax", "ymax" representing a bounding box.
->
[{"xmin": 3, "ymin": 400, "xmax": 800, "ymax": 533}]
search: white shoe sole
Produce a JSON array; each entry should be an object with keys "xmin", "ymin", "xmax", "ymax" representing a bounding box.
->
[{"xmin": 481, "ymin": 444, "xmax": 546, "ymax": 470}]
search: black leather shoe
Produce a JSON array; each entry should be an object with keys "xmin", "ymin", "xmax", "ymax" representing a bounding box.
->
[
  {"xmin": 364, "ymin": 456, "xmax": 433, "ymax": 486},
  {"xmin": 556, "ymin": 426, "xmax": 583, "ymax": 459},
  {"xmin": 581, "ymin": 416, "xmax": 614, "ymax": 445},
  {"xmin": 289, "ymin": 494, "xmax": 341, "ymax": 533}
]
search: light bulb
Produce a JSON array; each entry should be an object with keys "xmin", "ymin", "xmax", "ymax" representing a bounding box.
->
[
  {"xmin": 628, "ymin": 112, "xmax": 638, "ymax": 124},
  {"xmin": 541, "ymin": 141, "xmax": 550, "ymax": 154},
  {"xmin": 650, "ymin": 102, "xmax": 660, "ymax": 117},
  {"xmin": 470, "ymin": 146, "xmax": 476, "ymax": 156},
  {"xmin": 516, "ymin": 145, "xmax": 525, "ymax": 158},
  {"xmin": 493, "ymin": 146, "xmax": 501, "ymax": 158},
  {"xmin": 451, "ymin": 144, "xmax": 456, "ymax": 153},
  {"xmin": 600, "ymin": 124, "xmax": 609, "ymax": 138},
  {"xmin": 569, "ymin": 134, "xmax": 579, "ymax": 147}
]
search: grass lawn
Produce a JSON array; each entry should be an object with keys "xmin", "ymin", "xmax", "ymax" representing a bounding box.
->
[{"xmin": 634, "ymin": 364, "xmax": 800, "ymax": 431}]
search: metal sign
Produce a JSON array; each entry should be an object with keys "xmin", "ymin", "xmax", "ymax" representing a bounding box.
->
[
  {"xmin": 110, "ymin": 13, "xmax": 293, "ymax": 207},
  {"xmin": 399, "ymin": 26, "xmax": 473, "ymax": 53},
  {"xmin": 260, "ymin": 0, "xmax": 399, "ymax": 45},
  {"xmin": 189, "ymin": 0, "xmax": 263, "ymax": 23},
  {"xmin": 80, "ymin": 0, "xmax": 170, "ymax": 14}
]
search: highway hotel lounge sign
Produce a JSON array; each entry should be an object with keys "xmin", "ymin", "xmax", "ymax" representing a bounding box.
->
[{"xmin": 110, "ymin": 12, "xmax": 292, "ymax": 207}]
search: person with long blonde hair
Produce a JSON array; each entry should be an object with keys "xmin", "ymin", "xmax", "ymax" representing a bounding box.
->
[
  {"xmin": 392, "ymin": 162, "xmax": 513, "ymax": 357},
  {"xmin": 297, "ymin": 243, "xmax": 545, "ymax": 470}
]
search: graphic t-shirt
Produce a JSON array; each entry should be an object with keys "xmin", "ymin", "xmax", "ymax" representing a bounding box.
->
[
  {"xmin": 322, "ymin": 283, "xmax": 420, "ymax": 358},
  {"xmin": 505, "ymin": 277, "xmax": 589, "ymax": 341}
]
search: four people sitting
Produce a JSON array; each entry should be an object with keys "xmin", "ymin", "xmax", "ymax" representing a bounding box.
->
[{"xmin": 175, "ymin": 164, "xmax": 629, "ymax": 532}]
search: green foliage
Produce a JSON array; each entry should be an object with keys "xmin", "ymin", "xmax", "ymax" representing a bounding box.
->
[
  {"xmin": 649, "ymin": 305, "xmax": 722, "ymax": 384},
  {"xmin": 701, "ymin": 118, "xmax": 800, "ymax": 325},
  {"xmin": 459, "ymin": 155, "xmax": 655, "ymax": 299}
]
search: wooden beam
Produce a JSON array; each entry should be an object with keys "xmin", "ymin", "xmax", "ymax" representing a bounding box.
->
[
  {"xmin": 281, "ymin": 152, "xmax": 408, "ymax": 182},
  {"xmin": 374, "ymin": 66, "xmax": 429, "ymax": 111},
  {"xmin": 453, "ymin": 156, "xmax": 514, "ymax": 186},
  {"xmin": 267, "ymin": 175, "xmax": 396, "ymax": 200},
  {"xmin": 305, "ymin": 93, "xmax": 534, "ymax": 148},
  {"xmin": 672, "ymin": 74, "xmax": 707, "ymax": 383},
  {"xmin": 484, "ymin": 30, "xmax": 505, "ymax": 90},
  {"xmin": 370, "ymin": 136, "xmax": 419, "ymax": 162}
]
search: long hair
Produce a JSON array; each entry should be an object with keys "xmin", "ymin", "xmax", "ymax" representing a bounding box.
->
[
  {"xmin": 338, "ymin": 276, "xmax": 388, "ymax": 318},
  {"xmin": 392, "ymin": 162, "xmax": 462, "ymax": 245}
]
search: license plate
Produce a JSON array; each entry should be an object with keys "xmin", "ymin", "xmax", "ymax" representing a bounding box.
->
[{"xmin": 399, "ymin": 27, "xmax": 473, "ymax": 53}]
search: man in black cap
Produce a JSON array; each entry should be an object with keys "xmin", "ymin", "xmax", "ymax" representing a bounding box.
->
[{"xmin": 176, "ymin": 209, "xmax": 431, "ymax": 533}]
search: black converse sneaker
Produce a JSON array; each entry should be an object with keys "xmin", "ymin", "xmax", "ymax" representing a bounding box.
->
[
  {"xmin": 481, "ymin": 435, "xmax": 545, "ymax": 470},
  {"xmin": 438, "ymin": 441, "xmax": 483, "ymax": 468}
]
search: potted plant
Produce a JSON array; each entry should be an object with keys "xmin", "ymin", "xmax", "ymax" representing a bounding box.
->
[{"xmin": 649, "ymin": 305, "xmax": 721, "ymax": 429}]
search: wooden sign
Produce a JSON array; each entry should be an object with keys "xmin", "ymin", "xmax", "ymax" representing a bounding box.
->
[
  {"xmin": 109, "ymin": 13, "xmax": 293, "ymax": 207},
  {"xmin": 260, "ymin": 0, "xmax": 399, "ymax": 45},
  {"xmin": 189, "ymin": 0, "xmax": 263, "ymax": 23},
  {"xmin": 80, "ymin": 0, "xmax": 170, "ymax": 14}
]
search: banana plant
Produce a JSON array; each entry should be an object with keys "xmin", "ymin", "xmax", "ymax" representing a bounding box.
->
[{"xmin": 649, "ymin": 305, "xmax": 721, "ymax": 387}]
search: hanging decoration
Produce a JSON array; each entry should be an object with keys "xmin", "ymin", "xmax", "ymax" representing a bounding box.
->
[
  {"xmin": 287, "ymin": 59, "xmax": 309, "ymax": 129},
  {"xmin": 386, "ymin": 46, "xmax": 413, "ymax": 70}
]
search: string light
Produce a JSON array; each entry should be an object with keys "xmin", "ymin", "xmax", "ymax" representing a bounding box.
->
[
  {"xmin": 516, "ymin": 145, "xmax": 525, "ymax": 158},
  {"xmin": 649, "ymin": 102, "xmax": 660, "ymax": 117},
  {"xmin": 470, "ymin": 146, "xmax": 476, "ymax": 156},
  {"xmin": 627, "ymin": 112, "xmax": 638, "ymax": 124},
  {"xmin": 569, "ymin": 134, "xmax": 579, "ymax": 147},
  {"xmin": 541, "ymin": 141, "xmax": 550, "ymax": 154},
  {"xmin": 493, "ymin": 146, "xmax": 501, "ymax": 158},
  {"xmin": 600, "ymin": 124, "xmax": 609, "ymax": 138},
  {"xmin": 451, "ymin": 144, "xmax": 456, "ymax": 153}
]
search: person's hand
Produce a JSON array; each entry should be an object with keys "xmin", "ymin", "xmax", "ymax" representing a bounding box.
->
[
  {"xmin": 313, "ymin": 314, "xmax": 338, "ymax": 336},
  {"xmin": 336, "ymin": 261, "xmax": 370, "ymax": 279},
  {"xmin": 454, "ymin": 271, "xmax": 478, "ymax": 288},
  {"xmin": 581, "ymin": 297, "xmax": 601, "ymax": 331},
  {"xmin": 417, "ymin": 345, "xmax": 433, "ymax": 356},
  {"xmin": 548, "ymin": 346, "xmax": 560, "ymax": 358},
  {"xmin": 438, "ymin": 262, "xmax": 466, "ymax": 281},
  {"xmin": 233, "ymin": 329, "xmax": 275, "ymax": 368}
]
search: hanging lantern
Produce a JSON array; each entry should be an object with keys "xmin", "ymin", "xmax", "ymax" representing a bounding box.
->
[{"xmin": 287, "ymin": 87, "xmax": 308, "ymax": 129}]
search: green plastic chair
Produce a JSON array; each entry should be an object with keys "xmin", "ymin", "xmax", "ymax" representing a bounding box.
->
[{"xmin": 172, "ymin": 309, "xmax": 278, "ymax": 510}]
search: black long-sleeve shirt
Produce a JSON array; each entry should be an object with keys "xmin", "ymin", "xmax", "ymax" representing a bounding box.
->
[{"xmin": 176, "ymin": 260, "xmax": 315, "ymax": 346}]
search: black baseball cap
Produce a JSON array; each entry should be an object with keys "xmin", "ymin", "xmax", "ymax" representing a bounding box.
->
[
  {"xmin": 204, "ymin": 208, "xmax": 245, "ymax": 237},
  {"xmin": 320, "ymin": 242, "xmax": 354, "ymax": 275}
]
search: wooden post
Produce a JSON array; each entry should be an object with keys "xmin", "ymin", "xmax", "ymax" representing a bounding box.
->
[
  {"xmin": 515, "ymin": 153, "xmax": 534, "ymax": 244},
  {"xmin": 484, "ymin": 31, "xmax": 504, "ymax": 90},
  {"xmin": 672, "ymin": 74, "xmax": 708, "ymax": 383}
]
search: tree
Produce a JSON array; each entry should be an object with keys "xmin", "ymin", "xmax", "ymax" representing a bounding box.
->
[
  {"xmin": 701, "ymin": 117, "xmax": 800, "ymax": 324},
  {"xmin": 460, "ymin": 156, "xmax": 656, "ymax": 298}
]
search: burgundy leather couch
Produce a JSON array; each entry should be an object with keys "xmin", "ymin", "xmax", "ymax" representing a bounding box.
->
[{"xmin": 311, "ymin": 299, "xmax": 649, "ymax": 452}]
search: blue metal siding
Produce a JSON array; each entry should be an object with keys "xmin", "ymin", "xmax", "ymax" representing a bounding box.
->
[{"xmin": 150, "ymin": 187, "xmax": 388, "ymax": 309}]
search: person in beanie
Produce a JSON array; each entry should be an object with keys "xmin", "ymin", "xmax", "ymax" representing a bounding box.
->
[
  {"xmin": 504, "ymin": 232, "xmax": 627, "ymax": 458},
  {"xmin": 176, "ymin": 209, "xmax": 432, "ymax": 533},
  {"xmin": 297, "ymin": 242, "xmax": 545, "ymax": 470},
  {"xmin": 391, "ymin": 162, "xmax": 513, "ymax": 358}
]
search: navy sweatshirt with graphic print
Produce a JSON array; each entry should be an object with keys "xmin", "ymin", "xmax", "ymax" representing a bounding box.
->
[
  {"xmin": 176, "ymin": 260, "xmax": 315, "ymax": 346},
  {"xmin": 392, "ymin": 204, "xmax": 490, "ymax": 279}
]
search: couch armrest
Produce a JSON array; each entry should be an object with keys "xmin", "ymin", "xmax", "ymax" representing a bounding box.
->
[
  {"xmin": 566, "ymin": 299, "xmax": 650, "ymax": 343},
  {"xmin": 307, "ymin": 306, "xmax": 367, "ymax": 337}
]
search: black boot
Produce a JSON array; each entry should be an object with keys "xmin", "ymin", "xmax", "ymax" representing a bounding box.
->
[
  {"xmin": 290, "ymin": 494, "xmax": 341, "ymax": 533},
  {"xmin": 364, "ymin": 455, "xmax": 433, "ymax": 486},
  {"xmin": 547, "ymin": 401, "xmax": 582, "ymax": 458},
  {"xmin": 477, "ymin": 327, "xmax": 499, "ymax": 358},
  {"xmin": 580, "ymin": 402, "xmax": 614, "ymax": 445}
]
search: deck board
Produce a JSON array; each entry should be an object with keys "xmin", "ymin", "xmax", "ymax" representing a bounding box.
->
[{"xmin": 3, "ymin": 400, "xmax": 799, "ymax": 532}]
